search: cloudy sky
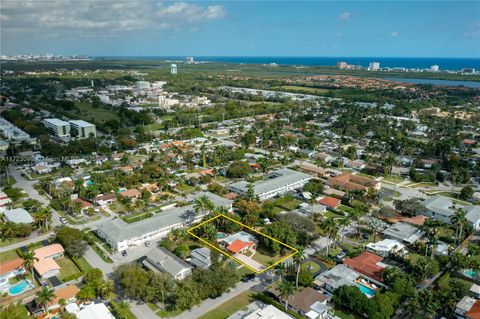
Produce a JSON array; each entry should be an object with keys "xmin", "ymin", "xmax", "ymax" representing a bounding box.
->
[{"xmin": 1, "ymin": 0, "xmax": 479, "ymax": 57}]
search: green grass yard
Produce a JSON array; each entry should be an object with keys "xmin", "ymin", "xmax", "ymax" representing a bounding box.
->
[
  {"xmin": 0, "ymin": 248, "xmax": 20, "ymax": 262},
  {"xmin": 57, "ymin": 257, "xmax": 82, "ymax": 281},
  {"xmin": 302, "ymin": 260, "xmax": 320, "ymax": 273},
  {"xmin": 198, "ymin": 291, "xmax": 253, "ymax": 319}
]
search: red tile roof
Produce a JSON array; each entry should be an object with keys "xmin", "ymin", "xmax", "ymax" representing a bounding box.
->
[
  {"xmin": 318, "ymin": 196, "xmax": 341, "ymax": 208},
  {"xmin": 0, "ymin": 258, "xmax": 24, "ymax": 276},
  {"xmin": 73, "ymin": 198, "xmax": 93, "ymax": 208},
  {"xmin": 227, "ymin": 239, "xmax": 255, "ymax": 254},
  {"xmin": 466, "ymin": 300, "xmax": 480, "ymax": 319},
  {"xmin": 344, "ymin": 252, "xmax": 385, "ymax": 282}
]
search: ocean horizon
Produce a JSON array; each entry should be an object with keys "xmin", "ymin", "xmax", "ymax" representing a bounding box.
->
[{"xmin": 95, "ymin": 56, "xmax": 480, "ymax": 71}]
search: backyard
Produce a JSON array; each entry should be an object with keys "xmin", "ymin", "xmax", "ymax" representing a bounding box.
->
[{"xmin": 57, "ymin": 257, "xmax": 82, "ymax": 281}]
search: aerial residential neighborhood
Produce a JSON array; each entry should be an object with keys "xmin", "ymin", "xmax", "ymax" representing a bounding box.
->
[{"xmin": 1, "ymin": 1, "xmax": 480, "ymax": 319}]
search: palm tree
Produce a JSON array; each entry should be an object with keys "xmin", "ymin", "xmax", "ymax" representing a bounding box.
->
[
  {"xmin": 21, "ymin": 250, "xmax": 39, "ymax": 284},
  {"xmin": 277, "ymin": 280, "xmax": 295, "ymax": 311},
  {"xmin": 114, "ymin": 301, "xmax": 132, "ymax": 319},
  {"xmin": 98, "ymin": 280, "xmax": 114, "ymax": 300},
  {"xmin": 275, "ymin": 263, "xmax": 286, "ymax": 283},
  {"xmin": 451, "ymin": 209, "xmax": 467, "ymax": 245},
  {"xmin": 321, "ymin": 218, "xmax": 339, "ymax": 257},
  {"xmin": 293, "ymin": 247, "xmax": 306, "ymax": 288},
  {"xmin": 348, "ymin": 210, "xmax": 363, "ymax": 238},
  {"xmin": 193, "ymin": 195, "xmax": 215, "ymax": 217},
  {"xmin": 338, "ymin": 217, "xmax": 350, "ymax": 242},
  {"xmin": 422, "ymin": 219, "xmax": 439, "ymax": 258},
  {"xmin": 246, "ymin": 183, "xmax": 255, "ymax": 201},
  {"xmin": 1, "ymin": 222, "xmax": 18, "ymax": 239},
  {"xmin": 36, "ymin": 286, "xmax": 56, "ymax": 313}
]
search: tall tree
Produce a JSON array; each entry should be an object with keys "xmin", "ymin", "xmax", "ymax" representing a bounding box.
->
[
  {"xmin": 277, "ymin": 280, "xmax": 295, "ymax": 311},
  {"xmin": 36, "ymin": 286, "xmax": 56, "ymax": 313}
]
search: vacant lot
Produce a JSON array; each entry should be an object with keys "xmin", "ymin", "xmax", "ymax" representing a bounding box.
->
[
  {"xmin": 275, "ymin": 85, "xmax": 329, "ymax": 94},
  {"xmin": 198, "ymin": 291, "xmax": 253, "ymax": 319}
]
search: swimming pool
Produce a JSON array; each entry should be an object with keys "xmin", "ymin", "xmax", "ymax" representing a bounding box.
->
[
  {"xmin": 216, "ymin": 232, "xmax": 227, "ymax": 239},
  {"xmin": 8, "ymin": 280, "xmax": 33, "ymax": 296},
  {"xmin": 356, "ymin": 282, "xmax": 376, "ymax": 296},
  {"xmin": 464, "ymin": 269, "xmax": 478, "ymax": 278}
]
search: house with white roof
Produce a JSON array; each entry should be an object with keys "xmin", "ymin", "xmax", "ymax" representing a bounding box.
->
[
  {"xmin": 3, "ymin": 208, "xmax": 34, "ymax": 224},
  {"xmin": 366, "ymin": 239, "xmax": 406, "ymax": 257}
]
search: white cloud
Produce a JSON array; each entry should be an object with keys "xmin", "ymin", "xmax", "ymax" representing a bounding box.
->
[
  {"xmin": 338, "ymin": 12, "xmax": 352, "ymax": 21},
  {"xmin": 390, "ymin": 31, "xmax": 399, "ymax": 37},
  {"xmin": 1, "ymin": 1, "xmax": 226, "ymax": 38}
]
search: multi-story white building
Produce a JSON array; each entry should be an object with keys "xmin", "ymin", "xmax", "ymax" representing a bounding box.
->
[
  {"xmin": 95, "ymin": 192, "xmax": 232, "ymax": 251},
  {"xmin": 229, "ymin": 168, "xmax": 312, "ymax": 201},
  {"xmin": 368, "ymin": 61, "xmax": 380, "ymax": 71},
  {"xmin": 431, "ymin": 65, "xmax": 439, "ymax": 72},
  {"xmin": 171, "ymin": 64, "xmax": 177, "ymax": 75},
  {"xmin": 43, "ymin": 118, "xmax": 70, "ymax": 141},
  {"xmin": 69, "ymin": 120, "xmax": 96, "ymax": 139}
]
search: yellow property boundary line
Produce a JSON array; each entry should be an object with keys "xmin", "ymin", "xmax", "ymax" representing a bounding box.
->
[{"xmin": 187, "ymin": 213, "xmax": 298, "ymax": 274}]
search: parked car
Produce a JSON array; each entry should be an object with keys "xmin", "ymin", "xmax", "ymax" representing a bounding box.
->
[
  {"xmin": 60, "ymin": 217, "xmax": 67, "ymax": 224},
  {"xmin": 121, "ymin": 250, "xmax": 127, "ymax": 257},
  {"xmin": 145, "ymin": 241, "xmax": 151, "ymax": 247}
]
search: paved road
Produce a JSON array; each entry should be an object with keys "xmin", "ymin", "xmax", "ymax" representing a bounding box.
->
[{"xmin": 9, "ymin": 166, "xmax": 62, "ymax": 227}]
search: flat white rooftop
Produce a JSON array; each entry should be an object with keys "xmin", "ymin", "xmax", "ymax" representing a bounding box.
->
[
  {"xmin": 69, "ymin": 120, "xmax": 95, "ymax": 127},
  {"xmin": 44, "ymin": 118, "xmax": 69, "ymax": 126}
]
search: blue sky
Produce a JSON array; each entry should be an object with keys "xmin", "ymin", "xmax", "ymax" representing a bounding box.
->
[{"xmin": 1, "ymin": 1, "xmax": 479, "ymax": 57}]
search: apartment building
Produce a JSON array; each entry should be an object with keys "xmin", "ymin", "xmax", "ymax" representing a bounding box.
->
[
  {"xmin": 43, "ymin": 118, "xmax": 70, "ymax": 141},
  {"xmin": 69, "ymin": 120, "xmax": 96, "ymax": 138}
]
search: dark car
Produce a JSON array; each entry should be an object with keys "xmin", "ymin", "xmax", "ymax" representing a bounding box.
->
[
  {"xmin": 121, "ymin": 250, "xmax": 127, "ymax": 257},
  {"xmin": 241, "ymin": 274, "xmax": 256, "ymax": 282}
]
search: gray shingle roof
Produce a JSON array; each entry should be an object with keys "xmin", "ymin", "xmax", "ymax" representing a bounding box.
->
[
  {"xmin": 423, "ymin": 196, "xmax": 455, "ymax": 217},
  {"xmin": 3, "ymin": 208, "xmax": 34, "ymax": 224},
  {"xmin": 142, "ymin": 247, "xmax": 192, "ymax": 277}
]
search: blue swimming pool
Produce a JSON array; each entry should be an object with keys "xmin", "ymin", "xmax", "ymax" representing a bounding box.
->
[
  {"xmin": 356, "ymin": 282, "xmax": 376, "ymax": 296},
  {"xmin": 8, "ymin": 280, "xmax": 33, "ymax": 296},
  {"xmin": 464, "ymin": 269, "xmax": 478, "ymax": 278},
  {"xmin": 216, "ymin": 232, "xmax": 227, "ymax": 239}
]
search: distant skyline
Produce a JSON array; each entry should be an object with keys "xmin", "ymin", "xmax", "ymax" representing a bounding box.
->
[{"xmin": 1, "ymin": 1, "xmax": 479, "ymax": 58}]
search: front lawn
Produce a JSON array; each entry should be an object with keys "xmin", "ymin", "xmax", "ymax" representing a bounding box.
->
[
  {"xmin": 302, "ymin": 260, "xmax": 320, "ymax": 273},
  {"xmin": 0, "ymin": 248, "xmax": 20, "ymax": 261},
  {"xmin": 57, "ymin": 257, "xmax": 82, "ymax": 281},
  {"xmin": 198, "ymin": 291, "xmax": 253, "ymax": 319}
]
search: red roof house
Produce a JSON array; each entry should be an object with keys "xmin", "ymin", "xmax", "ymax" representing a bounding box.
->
[
  {"xmin": 227, "ymin": 239, "xmax": 256, "ymax": 254},
  {"xmin": 344, "ymin": 252, "xmax": 385, "ymax": 282},
  {"xmin": 318, "ymin": 196, "xmax": 342, "ymax": 209}
]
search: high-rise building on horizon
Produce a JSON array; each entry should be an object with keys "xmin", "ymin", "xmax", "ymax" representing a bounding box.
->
[
  {"xmin": 431, "ymin": 65, "xmax": 439, "ymax": 72},
  {"xmin": 368, "ymin": 62, "xmax": 380, "ymax": 71},
  {"xmin": 171, "ymin": 64, "xmax": 177, "ymax": 75}
]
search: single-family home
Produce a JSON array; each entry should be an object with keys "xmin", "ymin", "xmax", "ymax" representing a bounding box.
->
[
  {"xmin": 111, "ymin": 152, "xmax": 125, "ymax": 161},
  {"xmin": 31, "ymin": 164, "xmax": 52, "ymax": 174},
  {"xmin": 142, "ymin": 247, "xmax": 193, "ymax": 280},
  {"xmin": 0, "ymin": 190, "xmax": 12, "ymax": 212},
  {"xmin": 0, "ymin": 258, "xmax": 25, "ymax": 288},
  {"xmin": 93, "ymin": 194, "xmax": 117, "ymax": 207},
  {"xmin": 268, "ymin": 287, "xmax": 328, "ymax": 318},
  {"xmin": 366, "ymin": 239, "xmax": 406, "ymax": 257},
  {"xmin": 3, "ymin": 208, "xmax": 34, "ymax": 224},
  {"xmin": 72, "ymin": 198, "xmax": 94, "ymax": 214},
  {"xmin": 120, "ymin": 189, "xmax": 141, "ymax": 200},
  {"xmin": 343, "ymin": 252, "xmax": 386, "ymax": 282},
  {"xmin": 190, "ymin": 247, "xmax": 212, "ymax": 269},
  {"xmin": 33, "ymin": 244, "xmax": 65, "ymax": 279},
  {"xmin": 66, "ymin": 302, "xmax": 116, "ymax": 319},
  {"xmin": 48, "ymin": 285, "xmax": 80, "ymax": 310},
  {"xmin": 318, "ymin": 196, "xmax": 341, "ymax": 209},
  {"xmin": 455, "ymin": 296, "xmax": 480, "ymax": 319},
  {"xmin": 381, "ymin": 222, "xmax": 424, "ymax": 245},
  {"xmin": 227, "ymin": 239, "xmax": 256, "ymax": 255}
]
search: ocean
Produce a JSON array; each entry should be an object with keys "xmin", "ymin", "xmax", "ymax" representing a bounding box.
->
[{"xmin": 97, "ymin": 56, "xmax": 480, "ymax": 71}]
